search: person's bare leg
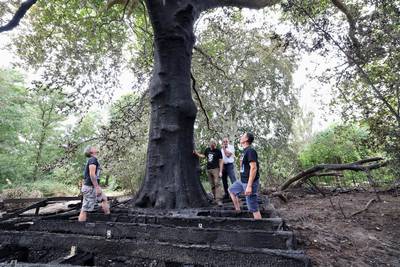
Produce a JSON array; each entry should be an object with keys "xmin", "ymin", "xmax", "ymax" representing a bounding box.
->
[
  {"xmin": 229, "ymin": 192, "xmax": 241, "ymax": 211},
  {"xmin": 101, "ymin": 200, "xmax": 110, "ymax": 215},
  {"xmin": 78, "ymin": 210, "xmax": 87, "ymax": 222},
  {"xmin": 253, "ymin": 211, "xmax": 262, "ymax": 220}
]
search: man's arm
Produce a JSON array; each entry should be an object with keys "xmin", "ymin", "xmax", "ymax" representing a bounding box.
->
[
  {"xmin": 223, "ymin": 146, "xmax": 233, "ymax": 157},
  {"xmin": 89, "ymin": 165, "xmax": 99, "ymax": 187},
  {"xmin": 89, "ymin": 164, "xmax": 101, "ymax": 196},
  {"xmin": 219, "ymin": 159, "xmax": 224, "ymax": 177},
  {"xmin": 245, "ymin": 162, "xmax": 257, "ymax": 196},
  {"xmin": 193, "ymin": 151, "xmax": 206, "ymax": 158}
]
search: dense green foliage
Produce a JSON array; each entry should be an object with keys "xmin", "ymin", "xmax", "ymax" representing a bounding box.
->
[
  {"xmin": 0, "ymin": 69, "xmax": 66, "ymax": 184},
  {"xmin": 0, "ymin": 67, "xmax": 149, "ymax": 196},
  {"xmin": 282, "ymin": 0, "xmax": 400, "ymax": 177},
  {"xmin": 299, "ymin": 125, "xmax": 372, "ymax": 167},
  {"xmin": 0, "ymin": 69, "xmax": 104, "ymax": 194},
  {"xmin": 298, "ymin": 124, "xmax": 394, "ymax": 186},
  {"xmin": 1, "ymin": 2, "xmax": 398, "ymax": 197}
]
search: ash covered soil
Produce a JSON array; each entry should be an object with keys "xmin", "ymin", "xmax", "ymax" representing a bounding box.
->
[{"xmin": 274, "ymin": 191, "xmax": 400, "ymax": 267}]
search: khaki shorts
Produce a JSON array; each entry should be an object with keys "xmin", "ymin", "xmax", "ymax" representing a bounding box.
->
[{"xmin": 81, "ymin": 185, "xmax": 107, "ymax": 212}]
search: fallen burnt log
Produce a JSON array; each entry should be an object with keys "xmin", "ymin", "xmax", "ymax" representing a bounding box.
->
[
  {"xmin": 271, "ymin": 157, "xmax": 388, "ymax": 203},
  {"xmin": 280, "ymin": 157, "xmax": 387, "ymax": 191}
]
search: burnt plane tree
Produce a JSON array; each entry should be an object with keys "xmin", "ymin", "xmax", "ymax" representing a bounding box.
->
[
  {"xmin": 1, "ymin": 0, "xmax": 280, "ymax": 209},
  {"xmin": 134, "ymin": 0, "xmax": 280, "ymax": 209}
]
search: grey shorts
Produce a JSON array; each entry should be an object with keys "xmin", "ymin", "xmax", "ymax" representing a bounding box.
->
[
  {"xmin": 229, "ymin": 180, "xmax": 259, "ymax": 213},
  {"xmin": 81, "ymin": 185, "xmax": 107, "ymax": 212}
]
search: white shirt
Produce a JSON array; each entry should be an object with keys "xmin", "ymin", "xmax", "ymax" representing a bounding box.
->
[{"xmin": 221, "ymin": 144, "xmax": 235, "ymax": 164}]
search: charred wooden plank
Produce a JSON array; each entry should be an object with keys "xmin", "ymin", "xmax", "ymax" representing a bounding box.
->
[
  {"xmin": 0, "ymin": 200, "xmax": 48, "ymax": 221},
  {"xmin": 50, "ymin": 251, "xmax": 94, "ymax": 266},
  {"xmin": 87, "ymin": 213, "xmax": 286, "ymax": 230},
  {"xmin": 0, "ymin": 263, "xmax": 83, "ymax": 267},
  {"xmin": 105, "ymin": 207, "xmax": 275, "ymax": 218},
  {"xmin": 2, "ymin": 195, "xmax": 128, "ymax": 205},
  {"xmin": 195, "ymin": 209, "xmax": 274, "ymax": 218},
  {"xmin": 2, "ymin": 197, "xmax": 79, "ymax": 204},
  {"xmin": 0, "ymin": 231, "xmax": 311, "ymax": 267},
  {"xmin": 24, "ymin": 220, "xmax": 295, "ymax": 250},
  {"xmin": 0, "ymin": 244, "xmax": 29, "ymax": 262},
  {"xmin": 0, "ymin": 221, "xmax": 33, "ymax": 231}
]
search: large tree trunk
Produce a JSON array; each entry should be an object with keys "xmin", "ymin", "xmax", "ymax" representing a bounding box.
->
[{"xmin": 134, "ymin": 0, "xmax": 209, "ymax": 209}]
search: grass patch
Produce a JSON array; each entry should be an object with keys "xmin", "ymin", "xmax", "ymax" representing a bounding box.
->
[{"xmin": 0, "ymin": 179, "xmax": 79, "ymax": 199}]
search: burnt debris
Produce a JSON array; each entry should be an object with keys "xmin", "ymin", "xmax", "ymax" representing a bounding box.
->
[{"xmin": 0, "ymin": 196, "xmax": 311, "ymax": 266}]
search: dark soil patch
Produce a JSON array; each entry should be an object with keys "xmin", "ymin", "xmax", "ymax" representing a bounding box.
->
[{"xmin": 274, "ymin": 191, "xmax": 400, "ymax": 266}]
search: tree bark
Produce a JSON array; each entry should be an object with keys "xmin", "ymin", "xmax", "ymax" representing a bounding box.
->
[{"xmin": 134, "ymin": 0, "xmax": 209, "ymax": 208}]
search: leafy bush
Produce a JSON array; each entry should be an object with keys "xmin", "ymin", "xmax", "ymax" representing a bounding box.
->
[
  {"xmin": 0, "ymin": 179, "xmax": 79, "ymax": 198},
  {"xmin": 299, "ymin": 124, "xmax": 373, "ymax": 167},
  {"xmin": 298, "ymin": 124, "xmax": 390, "ymax": 186}
]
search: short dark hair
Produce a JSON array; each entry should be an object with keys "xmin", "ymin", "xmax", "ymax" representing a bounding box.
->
[
  {"xmin": 84, "ymin": 145, "xmax": 94, "ymax": 158},
  {"xmin": 246, "ymin": 132, "xmax": 254, "ymax": 144}
]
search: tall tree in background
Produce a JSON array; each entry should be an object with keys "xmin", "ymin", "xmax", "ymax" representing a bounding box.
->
[
  {"xmin": 191, "ymin": 10, "xmax": 299, "ymax": 186},
  {"xmin": 0, "ymin": 69, "xmax": 67, "ymax": 184},
  {"xmin": 282, "ymin": 1, "xmax": 400, "ymax": 177},
  {"xmin": 29, "ymin": 86, "xmax": 67, "ymax": 181},
  {"xmin": 193, "ymin": 10, "xmax": 298, "ymax": 144},
  {"xmin": 100, "ymin": 93, "xmax": 149, "ymax": 191},
  {"xmin": 0, "ymin": 69, "xmax": 29, "ymax": 183}
]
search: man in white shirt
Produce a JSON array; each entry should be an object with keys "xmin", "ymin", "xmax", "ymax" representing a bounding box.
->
[{"xmin": 221, "ymin": 137, "xmax": 237, "ymax": 199}]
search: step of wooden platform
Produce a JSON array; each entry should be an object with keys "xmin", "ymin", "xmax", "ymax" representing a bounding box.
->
[
  {"xmin": 0, "ymin": 231, "xmax": 310, "ymax": 267},
  {"xmin": 0, "ymin": 199, "xmax": 310, "ymax": 266},
  {"xmin": 20, "ymin": 220, "xmax": 296, "ymax": 250}
]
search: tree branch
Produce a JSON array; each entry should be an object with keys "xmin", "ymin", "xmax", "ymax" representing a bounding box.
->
[
  {"xmin": 350, "ymin": 198, "xmax": 376, "ymax": 216},
  {"xmin": 0, "ymin": 0, "xmax": 37, "ymax": 33},
  {"xmin": 279, "ymin": 157, "xmax": 387, "ymax": 191},
  {"xmin": 200, "ymin": 0, "xmax": 280, "ymax": 11},
  {"xmin": 193, "ymin": 46, "xmax": 228, "ymax": 77},
  {"xmin": 190, "ymin": 72, "xmax": 214, "ymax": 131},
  {"xmin": 294, "ymin": 2, "xmax": 400, "ymax": 126},
  {"xmin": 330, "ymin": 0, "xmax": 361, "ymax": 55}
]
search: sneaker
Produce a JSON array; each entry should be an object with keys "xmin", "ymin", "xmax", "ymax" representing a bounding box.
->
[{"xmin": 217, "ymin": 201, "xmax": 223, "ymax": 207}]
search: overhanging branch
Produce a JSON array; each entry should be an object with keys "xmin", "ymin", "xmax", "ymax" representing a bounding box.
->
[
  {"xmin": 190, "ymin": 72, "xmax": 213, "ymax": 131},
  {"xmin": 279, "ymin": 157, "xmax": 387, "ymax": 191},
  {"xmin": 193, "ymin": 46, "xmax": 228, "ymax": 77},
  {"xmin": 294, "ymin": 2, "xmax": 400, "ymax": 126},
  {"xmin": 330, "ymin": 0, "xmax": 361, "ymax": 58},
  {"xmin": 0, "ymin": 0, "xmax": 37, "ymax": 33}
]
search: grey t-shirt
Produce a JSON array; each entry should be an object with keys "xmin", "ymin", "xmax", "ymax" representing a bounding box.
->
[{"xmin": 83, "ymin": 157, "xmax": 100, "ymax": 186}]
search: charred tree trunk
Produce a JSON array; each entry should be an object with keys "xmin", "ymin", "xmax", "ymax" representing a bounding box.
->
[
  {"xmin": 134, "ymin": 0, "xmax": 208, "ymax": 208},
  {"xmin": 134, "ymin": 0, "xmax": 279, "ymax": 209}
]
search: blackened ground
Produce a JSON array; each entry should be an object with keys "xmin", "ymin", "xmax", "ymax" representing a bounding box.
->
[{"xmin": 274, "ymin": 191, "xmax": 400, "ymax": 266}]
